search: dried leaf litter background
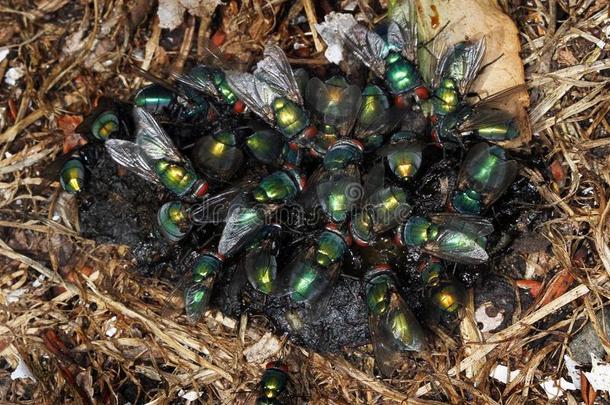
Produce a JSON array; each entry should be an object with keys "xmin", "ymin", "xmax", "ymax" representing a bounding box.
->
[{"xmin": 0, "ymin": 0, "xmax": 609, "ymax": 404}]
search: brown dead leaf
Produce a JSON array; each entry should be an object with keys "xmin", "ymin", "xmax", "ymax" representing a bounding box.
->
[
  {"xmin": 515, "ymin": 279, "xmax": 543, "ymax": 298},
  {"xmin": 580, "ymin": 370, "xmax": 597, "ymax": 405},
  {"xmin": 539, "ymin": 269, "xmax": 574, "ymax": 306},
  {"xmin": 57, "ymin": 115, "xmax": 85, "ymax": 154}
]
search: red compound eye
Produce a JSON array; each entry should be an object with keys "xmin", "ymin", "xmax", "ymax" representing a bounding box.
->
[
  {"xmin": 233, "ymin": 99, "xmax": 246, "ymax": 114},
  {"xmin": 415, "ymin": 86, "xmax": 430, "ymax": 100}
]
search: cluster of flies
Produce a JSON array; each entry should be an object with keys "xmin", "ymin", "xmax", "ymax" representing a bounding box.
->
[{"xmin": 57, "ymin": 1, "xmax": 522, "ymax": 378}]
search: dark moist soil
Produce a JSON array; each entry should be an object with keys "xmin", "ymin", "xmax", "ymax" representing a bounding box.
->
[{"xmin": 78, "ymin": 121, "xmax": 553, "ymax": 352}]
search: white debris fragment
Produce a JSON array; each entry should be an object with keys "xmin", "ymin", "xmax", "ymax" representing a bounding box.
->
[
  {"xmin": 315, "ymin": 13, "xmax": 358, "ymax": 64},
  {"xmin": 0, "ymin": 49, "xmax": 9, "ymax": 64},
  {"xmin": 105, "ymin": 316, "xmax": 118, "ymax": 337},
  {"xmin": 158, "ymin": 0, "xmax": 222, "ymax": 30},
  {"xmin": 474, "ymin": 301, "xmax": 504, "ymax": 333},
  {"xmin": 179, "ymin": 389, "xmax": 202, "ymax": 402},
  {"xmin": 10, "ymin": 356, "xmax": 37, "ymax": 382},
  {"xmin": 243, "ymin": 332, "xmax": 281, "ymax": 364},
  {"xmin": 4, "ymin": 66, "xmax": 25, "ymax": 86},
  {"xmin": 540, "ymin": 378, "xmax": 576, "ymax": 400},
  {"xmin": 584, "ymin": 353, "xmax": 610, "ymax": 393},
  {"xmin": 489, "ymin": 364, "xmax": 520, "ymax": 384},
  {"xmin": 342, "ymin": 1, "xmax": 358, "ymax": 11},
  {"xmin": 32, "ymin": 275, "xmax": 45, "ymax": 288},
  {"xmin": 563, "ymin": 354, "xmax": 581, "ymax": 387},
  {"xmin": 6, "ymin": 288, "xmax": 27, "ymax": 304}
]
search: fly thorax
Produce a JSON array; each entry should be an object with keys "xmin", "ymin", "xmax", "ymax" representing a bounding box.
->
[
  {"xmin": 213, "ymin": 72, "xmax": 238, "ymax": 105},
  {"xmin": 92, "ymin": 111, "xmax": 120, "ymax": 141},
  {"xmin": 315, "ymin": 228, "xmax": 348, "ymax": 267},
  {"xmin": 366, "ymin": 278, "xmax": 391, "ymax": 315},
  {"xmin": 433, "ymin": 79, "xmax": 459, "ymax": 115},
  {"xmin": 401, "ymin": 216, "xmax": 432, "ymax": 246},
  {"xmin": 384, "ymin": 52, "xmax": 419, "ymax": 94},
  {"xmin": 60, "ymin": 158, "xmax": 86, "ymax": 194},
  {"xmin": 272, "ymin": 97, "xmax": 308, "ymax": 139},
  {"xmin": 192, "ymin": 253, "xmax": 223, "ymax": 283},
  {"xmin": 351, "ymin": 210, "xmax": 374, "ymax": 246},
  {"xmin": 252, "ymin": 170, "xmax": 301, "ymax": 203},
  {"xmin": 156, "ymin": 201, "xmax": 192, "ymax": 242},
  {"xmin": 452, "ymin": 189, "xmax": 482, "ymax": 214}
]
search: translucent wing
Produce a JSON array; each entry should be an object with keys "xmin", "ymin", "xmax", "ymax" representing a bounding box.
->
[
  {"xmin": 172, "ymin": 67, "xmax": 220, "ymax": 98},
  {"xmin": 355, "ymin": 106, "xmax": 404, "ymax": 139},
  {"xmin": 470, "ymin": 84, "xmax": 528, "ymax": 109},
  {"xmin": 184, "ymin": 274, "xmax": 217, "ymax": 322},
  {"xmin": 226, "ymin": 71, "xmax": 277, "ymax": 125},
  {"xmin": 429, "ymin": 213, "xmax": 494, "ymax": 236},
  {"xmin": 423, "ymin": 229, "xmax": 489, "ymax": 264},
  {"xmin": 105, "ymin": 139, "xmax": 160, "ymax": 185},
  {"xmin": 340, "ymin": 24, "xmax": 388, "ymax": 78},
  {"xmin": 218, "ymin": 194, "xmax": 267, "ymax": 258},
  {"xmin": 193, "ymin": 135, "xmax": 244, "ymax": 181},
  {"xmin": 436, "ymin": 39, "xmax": 486, "ymax": 96},
  {"xmin": 245, "ymin": 248, "xmax": 278, "ymax": 295},
  {"xmin": 456, "ymin": 107, "xmax": 517, "ymax": 135},
  {"xmin": 190, "ymin": 185, "xmax": 249, "ymax": 225},
  {"xmin": 387, "ymin": 21, "xmax": 417, "ymax": 63},
  {"xmin": 370, "ymin": 290, "xmax": 426, "ymax": 376},
  {"xmin": 362, "ymin": 162, "xmax": 387, "ymax": 203},
  {"xmin": 305, "ymin": 77, "xmax": 362, "ymax": 137},
  {"xmin": 316, "ymin": 165, "xmax": 362, "ymax": 222},
  {"xmin": 254, "ymin": 44, "xmax": 303, "ymax": 105},
  {"xmin": 278, "ymin": 247, "xmax": 341, "ymax": 304},
  {"xmin": 298, "ymin": 165, "xmax": 325, "ymax": 210},
  {"xmin": 132, "ymin": 107, "xmax": 183, "ymax": 162},
  {"xmin": 387, "ymin": 0, "xmax": 417, "ymax": 61}
]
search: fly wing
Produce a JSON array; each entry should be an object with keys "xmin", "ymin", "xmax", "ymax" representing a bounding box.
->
[
  {"xmin": 370, "ymin": 290, "xmax": 425, "ymax": 376},
  {"xmin": 369, "ymin": 311, "xmax": 403, "ymax": 377},
  {"xmin": 184, "ymin": 274, "xmax": 217, "ymax": 322},
  {"xmin": 218, "ymin": 194, "xmax": 267, "ymax": 258},
  {"xmin": 479, "ymin": 159, "xmax": 519, "ymax": 206},
  {"xmin": 297, "ymin": 164, "xmax": 325, "ymax": 209},
  {"xmin": 355, "ymin": 105, "xmax": 404, "ymax": 138},
  {"xmin": 362, "ymin": 162, "xmax": 387, "ymax": 203},
  {"xmin": 387, "ymin": 0, "xmax": 417, "ymax": 61},
  {"xmin": 105, "ymin": 139, "xmax": 160, "ymax": 185},
  {"xmin": 306, "ymin": 78, "xmax": 362, "ymax": 137},
  {"xmin": 305, "ymin": 77, "xmax": 331, "ymax": 117},
  {"xmin": 386, "ymin": 21, "xmax": 417, "ymax": 63},
  {"xmin": 245, "ymin": 248, "xmax": 278, "ymax": 295},
  {"xmin": 277, "ymin": 249, "xmax": 340, "ymax": 304},
  {"xmin": 436, "ymin": 39, "xmax": 486, "ymax": 96},
  {"xmin": 423, "ymin": 229, "xmax": 489, "ymax": 264},
  {"xmin": 254, "ymin": 44, "xmax": 303, "ymax": 105},
  {"xmin": 429, "ymin": 213, "xmax": 494, "ymax": 236},
  {"xmin": 469, "ymin": 84, "xmax": 527, "ymax": 109},
  {"xmin": 326, "ymin": 84, "xmax": 362, "ymax": 137},
  {"xmin": 190, "ymin": 185, "xmax": 249, "ymax": 225},
  {"xmin": 132, "ymin": 107, "xmax": 183, "ymax": 162},
  {"xmin": 456, "ymin": 107, "xmax": 516, "ymax": 135},
  {"xmin": 340, "ymin": 24, "xmax": 388, "ymax": 78},
  {"xmin": 226, "ymin": 71, "xmax": 276, "ymax": 125},
  {"xmin": 172, "ymin": 68, "xmax": 220, "ymax": 98}
]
